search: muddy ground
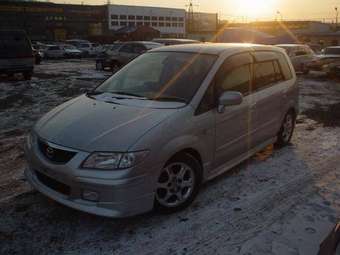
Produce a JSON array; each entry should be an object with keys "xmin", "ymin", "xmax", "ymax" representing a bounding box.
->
[{"xmin": 0, "ymin": 60, "xmax": 339, "ymax": 255}]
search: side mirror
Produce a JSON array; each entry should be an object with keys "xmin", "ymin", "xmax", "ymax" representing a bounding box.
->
[{"xmin": 218, "ymin": 91, "xmax": 243, "ymax": 113}]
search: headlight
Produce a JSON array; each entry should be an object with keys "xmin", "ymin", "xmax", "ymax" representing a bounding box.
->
[{"xmin": 81, "ymin": 151, "xmax": 149, "ymax": 170}]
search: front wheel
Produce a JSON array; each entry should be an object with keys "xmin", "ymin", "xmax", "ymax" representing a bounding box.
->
[
  {"xmin": 155, "ymin": 153, "xmax": 202, "ymax": 213},
  {"xmin": 275, "ymin": 111, "xmax": 296, "ymax": 147}
]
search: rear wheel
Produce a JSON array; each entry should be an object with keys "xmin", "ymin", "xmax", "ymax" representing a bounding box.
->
[
  {"xmin": 275, "ymin": 111, "xmax": 296, "ymax": 147},
  {"xmin": 155, "ymin": 153, "xmax": 202, "ymax": 213}
]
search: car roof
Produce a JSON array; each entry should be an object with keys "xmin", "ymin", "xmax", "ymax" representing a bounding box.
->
[
  {"xmin": 325, "ymin": 46, "xmax": 340, "ymax": 49},
  {"xmin": 276, "ymin": 44, "xmax": 307, "ymax": 47},
  {"xmin": 153, "ymin": 38, "xmax": 199, "ymax": 42},
  {"xmin": 150, "ymin": 43, "xmax": 285, "ymax": 55}
]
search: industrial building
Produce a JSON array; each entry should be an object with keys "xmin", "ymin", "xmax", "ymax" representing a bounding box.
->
[
  {"xmin": 0, "ymin": 1, "xmax": 108, "ymax": 41},
  {"xmin": 108, "ymin": 5, "xmax": 186, "ymax": 38},
  {"xmin": 0, "ymin": 1, "xmax": 218, "ymax": 42}
]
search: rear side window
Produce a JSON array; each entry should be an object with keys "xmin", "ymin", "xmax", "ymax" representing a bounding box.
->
[
  {"xmin": 215, "ymin": 53, "xmax": 253, "ymax": 96},
  {"xmin": 253, "ymin": 51, "xmax": 289, "ymax": 90},
  {"xmin": 120, "ymin": 44, "xmax": 134, "ymax": 53},
  {"xmin": 275, "ymin": 52, "xmax": 293, "ymax": 80}
]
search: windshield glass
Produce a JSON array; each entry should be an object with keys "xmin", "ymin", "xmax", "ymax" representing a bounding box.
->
[
  {"xmin": 95, "ymin": 52, "xmax": 217, "ymax": 103},
  {"xmin": 324, "ymin": 48, "xmax": 340, "ymax": 55}
]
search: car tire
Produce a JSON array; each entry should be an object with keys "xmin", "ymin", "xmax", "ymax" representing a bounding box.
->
[
  {"xmin": 155, "ymin": 153, "xmax": 202, "ymax": 214},
  {"xmin": 275, "ymin": 110, "xmax": 296, "ymax": 148},
  {"xmin": 23, "ymin": 72, "xmax": 32, "ymax": 80}
]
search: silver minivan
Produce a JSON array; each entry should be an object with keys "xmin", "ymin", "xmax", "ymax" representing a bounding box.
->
[{"xmin": 25, "ymin": 44, "xmax": 298, "ymax": 217}]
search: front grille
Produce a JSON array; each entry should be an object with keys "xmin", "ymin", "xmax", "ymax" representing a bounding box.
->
[
  {"xmin": 38, "ymin": 139, "xmax": 76, "ymax": 164},
  {"xmin": 35, "ymin": 171, "xmax": 70, "ymax": 196}
]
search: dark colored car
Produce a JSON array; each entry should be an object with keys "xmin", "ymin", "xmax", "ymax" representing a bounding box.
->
[
  {"xmin": 95, "ymin": 41, "xmax": 162, "ymax": 72},
  {"xmin": 0, "ymin": 30, "xmax": 34, "ymax": 80}
]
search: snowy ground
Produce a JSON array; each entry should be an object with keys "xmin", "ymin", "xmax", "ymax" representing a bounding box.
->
[{"xmin": 0, "ymin": 60, "xmax": 339, "ymax": 255}]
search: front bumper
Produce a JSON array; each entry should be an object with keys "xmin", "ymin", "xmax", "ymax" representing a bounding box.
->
[{"xmin": 24, "ymin": 139, "xmax": 158, "ymax": 218}]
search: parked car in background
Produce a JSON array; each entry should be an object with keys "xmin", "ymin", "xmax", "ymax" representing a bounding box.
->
[
  {"xmin": 61, "ymin": 44, "xmax": 82, "ymax": 58},
  {"xmin": 44, "ymin": 45, "xmax": 65, "ymax": 59},
  {"xmin": 76, "ymin": 42, "xmax": 98, "ymax": 57},
  {"xmin": 276, "ymin": 44, "xmax": 315, "ymax": 74},
  {"xmin": 308, "ymin": 46, "xmax": 340, "ymax": 75},
  {"xmin": 95, "ymin": 41, "xmax": 162, "ymax": 72},
  {"xmin": 25, "ymin": 44, "xmax": 298, "ymax": 217},
  {"xmin": 0, "ymin": 30, "xmax": 34, "ymax": 80},
  {"xmin": 152, "ymin": 38, "xmax": 200, "ymax": 45}
]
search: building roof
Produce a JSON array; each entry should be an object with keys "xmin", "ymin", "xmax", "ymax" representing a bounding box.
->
[{"xmin": 151, "ymin": 43, "xmax": 285, "ymax": 55}]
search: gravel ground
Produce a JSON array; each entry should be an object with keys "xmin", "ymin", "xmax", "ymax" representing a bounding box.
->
[{"xmin": 0, "ymin": 60, "xmax": 339, "ymax": 255}]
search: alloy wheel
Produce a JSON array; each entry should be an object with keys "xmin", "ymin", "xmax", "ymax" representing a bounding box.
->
[{"xmin": 156, "ymin": 162, "xmax": 195, "ymax": 208}]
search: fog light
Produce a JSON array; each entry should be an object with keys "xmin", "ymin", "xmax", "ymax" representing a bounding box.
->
[{"xmin": 82, "ymin": 190, "xmax": 99, "ymax": 202}]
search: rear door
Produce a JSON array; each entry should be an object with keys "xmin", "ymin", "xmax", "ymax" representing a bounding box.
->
[
  {"xmin": 251, "ymin": 51, "xmax": 290, "ymax": 145},
  {"xmin": 213, "ymin": 53, "xmax": 256, "ymax": 169}
]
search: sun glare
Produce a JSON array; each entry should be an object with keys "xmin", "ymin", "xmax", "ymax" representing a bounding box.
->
[{"xmin": 230, "ymin": 0, "xmax": 278, "ymax": 20}]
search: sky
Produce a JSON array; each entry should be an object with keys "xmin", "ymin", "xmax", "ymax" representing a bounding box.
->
[{"xmin": 51, "ymin": 0, "xmax": 340, "ymax": 22}]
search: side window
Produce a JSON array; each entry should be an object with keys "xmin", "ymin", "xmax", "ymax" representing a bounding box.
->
[
  {"xmin": 120, "ymin": 44, "xmax": 133, "ymax": 53},
  {"xmin": 215, "ymin": 53, "xmax": 253, "ymax": 97},
  {"xmin": 196, "ymin": 82, "xmax": 215, "ymax": 115},
  {"xmin": 253, "ymin": 61, "xmax": 277, "ymax": 90},
  {"xmin": 132, "ymin": 44, "xmax": 146, "ymax": 54}
]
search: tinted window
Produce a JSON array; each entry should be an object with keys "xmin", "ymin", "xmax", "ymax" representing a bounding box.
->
[
  {"xmin": 216, "ymin": 53, "xmax": 253, "ymax": 96},
  {"xmin": 276, "ymin": 52, "xmax": 293, "ymax": 80},
  {"xmin": 132, "ymin": 44, "xmax": 146, "ymax": 54},
  {"xmin": 49, "ymin": 46, "xmax": 60, "ymax": 50},
  {"xmin": 119, "ymin": 44, "xmax": 133, "ymax": 53},
  {"xmin": 120, "ymin": 15, "xmax": 127, "ymax": 19},
  {"xmin": 111, "ymin": 15, "xmax": 118, "ymax": 19},
  {"xmin": 324, "ymin": 47, "xmax": 340, "ymax": 55},
  {"xmin": 253, "ymin": 61, "xmax": 277, "ymax": 89}
]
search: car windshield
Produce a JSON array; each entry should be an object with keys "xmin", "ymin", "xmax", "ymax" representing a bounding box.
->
[
  {"xmin": 324, "ymin": 48, "xmax": 340, "ymax": 55},
  {"xmin": 95, "ymin": 52, "xmax": 217, "ymax": 103},
  {"xmin": 64, "ymin": 45, "xmax": 76, "ymax": 50},
  {"xmin": 110, "ymin": 44, "xmax": 122, "ymax": 50}
]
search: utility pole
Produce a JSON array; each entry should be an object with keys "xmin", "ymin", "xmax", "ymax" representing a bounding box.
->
[{"xmin": 335, "ymin": 7, "xmax": 338, "ymax": 30}]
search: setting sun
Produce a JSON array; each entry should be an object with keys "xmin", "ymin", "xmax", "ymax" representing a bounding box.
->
[{"xmin": 229, "ymin": 0, "xmax": 278, "ymax": 19}]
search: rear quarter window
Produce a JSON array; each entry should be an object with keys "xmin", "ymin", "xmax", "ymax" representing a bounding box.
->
[{"xmin": 275, "ymin": 52, "xmax": 293, "ymax": 80}]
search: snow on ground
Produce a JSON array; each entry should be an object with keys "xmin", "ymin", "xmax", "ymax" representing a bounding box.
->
[{"xmin": 0, "ymin": 60, "xmax": 339, "ymax": 255}]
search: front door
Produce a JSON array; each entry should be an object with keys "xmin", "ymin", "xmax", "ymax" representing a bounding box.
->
[{"xmin": 213, "ymin": 53, "xmax": 256, "ymax": 169}]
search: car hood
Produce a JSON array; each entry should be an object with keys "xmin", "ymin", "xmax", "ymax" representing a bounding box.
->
[{"xmin": 34, "ymin": 95, "xmax": 179, "ymax": 152}]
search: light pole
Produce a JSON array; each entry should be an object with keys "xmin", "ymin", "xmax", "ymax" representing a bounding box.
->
[
  {"xmin": 335, "ymin": 7, "xmax": 339, "ymax": 30},
  {"xmin": 276, "ymin": 11, "xmax": 283, "ymax": 21}
]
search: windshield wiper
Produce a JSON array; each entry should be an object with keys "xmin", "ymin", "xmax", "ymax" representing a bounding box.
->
[
  {"xmin": 109, "ymin": 91, "xmax": 147, "ymax": 99},
  {"xmin": 152, "ymin": 96, "xmax": 187, "ymax": 103}
]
